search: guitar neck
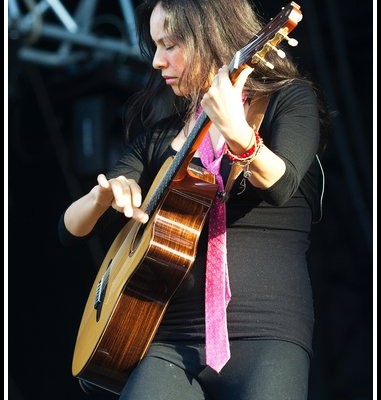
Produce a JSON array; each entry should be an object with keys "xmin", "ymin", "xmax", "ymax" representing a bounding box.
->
[
  {"xmin": 144, "ymin": 1, "xmax": 303, "ymax": 217},
  {"xmin": 144, "ymin": 111, "xmax": 211, "ymax": 216}
]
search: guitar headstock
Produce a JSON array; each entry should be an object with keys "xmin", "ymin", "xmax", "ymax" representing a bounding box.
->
[{"xmin": 230, "ymin": 2, "xmax": 302, "ymax": 73}]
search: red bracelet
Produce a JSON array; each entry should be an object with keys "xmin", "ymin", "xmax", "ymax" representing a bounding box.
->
[{"xmin": 226, "ymin": 130, "xmax": 262, "ymax": 162}]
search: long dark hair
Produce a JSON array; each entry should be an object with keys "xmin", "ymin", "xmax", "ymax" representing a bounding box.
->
[{"xmin": 124, "ymin": 0, "xmax": 328, "ymax": 151}]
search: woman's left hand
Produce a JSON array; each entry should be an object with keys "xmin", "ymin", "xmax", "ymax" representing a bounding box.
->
[{"xmin": 200, "ymin": 65, "xmax": 254, "ymax": 152}]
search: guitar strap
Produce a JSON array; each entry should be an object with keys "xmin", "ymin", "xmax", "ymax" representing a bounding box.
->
[{"xmin": 220, "ymin": 93, "xmax": 270, "ymax": 202}]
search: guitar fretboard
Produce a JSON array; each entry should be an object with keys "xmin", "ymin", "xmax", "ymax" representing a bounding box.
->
[{"xmin": 144, "ymin": 111, "xmax": 211, "ymax": 216}]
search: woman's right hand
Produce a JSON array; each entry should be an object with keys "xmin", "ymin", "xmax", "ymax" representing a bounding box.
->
[{"xmin": 95, "ymin": 174, "xmax": 149, "ymax": 223}]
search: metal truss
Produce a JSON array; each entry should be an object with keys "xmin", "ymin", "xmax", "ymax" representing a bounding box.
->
[{"xmin": 8, "ymin": 0, "xmax": 144, "ymax": 67}]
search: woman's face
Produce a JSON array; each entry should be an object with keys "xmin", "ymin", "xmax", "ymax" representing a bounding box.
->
[{"xmin": 150, "ymin": 2, "xmax": 189, "ymax": 96}]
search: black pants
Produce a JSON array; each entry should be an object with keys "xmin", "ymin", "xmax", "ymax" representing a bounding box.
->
[{"xmin": 119, "ymin": 339, "xmax": 310, "ymax": 400}]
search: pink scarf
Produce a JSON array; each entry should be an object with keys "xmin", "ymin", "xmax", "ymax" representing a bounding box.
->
[{"xmin": 197, "ymin": 120, "xmax": 231, "ymax": 373}]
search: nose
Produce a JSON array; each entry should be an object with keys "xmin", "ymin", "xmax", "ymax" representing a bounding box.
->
[{"xmin": 152, "ymin": 47, "xmax": 167, "ymax": 70}]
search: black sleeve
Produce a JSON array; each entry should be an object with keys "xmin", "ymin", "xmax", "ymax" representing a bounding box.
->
[
  {"xmin": 105, "ymin": 129, "xmax": 155, "ymax": 196},
  {"xmin": 258, "ymin": 82, "xmax": 321, "ymax": 206}
]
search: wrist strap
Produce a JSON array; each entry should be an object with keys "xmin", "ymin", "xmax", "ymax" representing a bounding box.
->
[{"xmin": 220, "ymin": 94, "xmax": 270, "ymax": 202}]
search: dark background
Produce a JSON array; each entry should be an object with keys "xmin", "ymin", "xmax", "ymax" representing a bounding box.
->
[{"xmin": 7, "ymin": 0, "xmax": 374, "ymax": 399}]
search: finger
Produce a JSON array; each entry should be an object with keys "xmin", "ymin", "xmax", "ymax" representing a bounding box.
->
[
  {"xmin": 234, "ymin": 66, "xmax": 254, "ymax": 90},
  {"xmin": 111, "ymin": 201, "xmax": 149, "ymax": 224},
  {"xmin": 132, "ymin": 208, "xmax": 149, "ymax": 224},
  {"xmin": 110, "ymin": 177, "xmax": 133, "ymax": 214},
  {"xmin": 216, "ymin": 65, "xmax": 228, "ymax": 75},
  {"xmin": 97, "ymin": 173, "xmax": 110, "ymax": 189},
  {"xmin": 111, "ymin": 200, "xmax": 123, "ymax": 213},
  {"xmin": 128, "ymin": 180, "xmax": 143, "ymax": 208},
  {"xmin": 215, "ymin": 65, "xmax": 230, "ymax": 86},
  {"xmin": 212, "ymin": 66, "xmax": 224, "ymax": 81}
]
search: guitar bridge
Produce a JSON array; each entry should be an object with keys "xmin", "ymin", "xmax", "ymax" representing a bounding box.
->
[{"xmin": 93, "ymin": 259, "xmax": 112, "ymax": 320}]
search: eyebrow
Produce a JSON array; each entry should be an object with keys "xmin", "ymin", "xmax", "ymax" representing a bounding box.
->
[{"xmin": 151, "ymin": 35, "xmax": 173, "ymax": 46}]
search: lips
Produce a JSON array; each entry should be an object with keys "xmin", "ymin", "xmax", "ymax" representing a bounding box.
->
[{"xmin": 163, "ymin": 76, "xmax": 177, "ymax": 85}]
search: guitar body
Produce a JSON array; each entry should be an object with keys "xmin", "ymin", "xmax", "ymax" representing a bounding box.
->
[{"xmin": 72, "ymin": 158, "xmax": 218, "ymax": 394}]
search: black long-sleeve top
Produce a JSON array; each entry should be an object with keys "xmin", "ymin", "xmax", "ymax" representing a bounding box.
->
[{"xmin": 59, "ymin": 81, "xmax": 323, "ymax": 357}]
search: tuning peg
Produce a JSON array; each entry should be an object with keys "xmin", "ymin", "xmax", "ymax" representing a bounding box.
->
[
  {"xmin": 276, "ymin": 48, "xmax": 286, "ymax": 58},
  {"xmin": 282, "ymin": 33, "xmax": 298, "ymax": 47},
  {"xmin": 252, "ymin": 54, "xmax": 274, "ymax": 69},
  {"xmin": 277, "ymin": 28, "xmax": 299, "ymax": 47},
  {"xmin": 266, "ymin": 43, "xmax": 286, "ymax": 58},
  {"xmin": 287, "ymin": 37, "xmax": 298, "ymax": 47}
]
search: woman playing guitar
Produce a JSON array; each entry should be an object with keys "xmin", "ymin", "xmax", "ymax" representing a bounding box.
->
[{"xmin": 59, "ymin": 1, "xmax": 327, "ymax": 399}]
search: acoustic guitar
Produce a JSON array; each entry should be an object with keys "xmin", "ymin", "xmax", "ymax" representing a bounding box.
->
[{"xmin": 72, "ymin": 2, "xmax": 303, "ymax": 394}]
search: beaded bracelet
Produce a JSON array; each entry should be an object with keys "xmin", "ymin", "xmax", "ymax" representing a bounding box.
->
[
  {"xmin": 226, "ymin": 130, "xmax": 263, "ymax": 163},
  {"xmin": 225, "ymin": 130, "xmax": 264, "ymax": 186}
]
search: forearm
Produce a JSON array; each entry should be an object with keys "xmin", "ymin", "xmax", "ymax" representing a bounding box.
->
[
  {"xmin": 63, "ymin": 187, "xmax": 109, "ymax": 237},
  {"xmin": 246, "ymin": 144, "xmax": 286, "ymax": 189},
  {"xmin": 225, "ymin": 127, "xmax": 286, "ymax": 190}
]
